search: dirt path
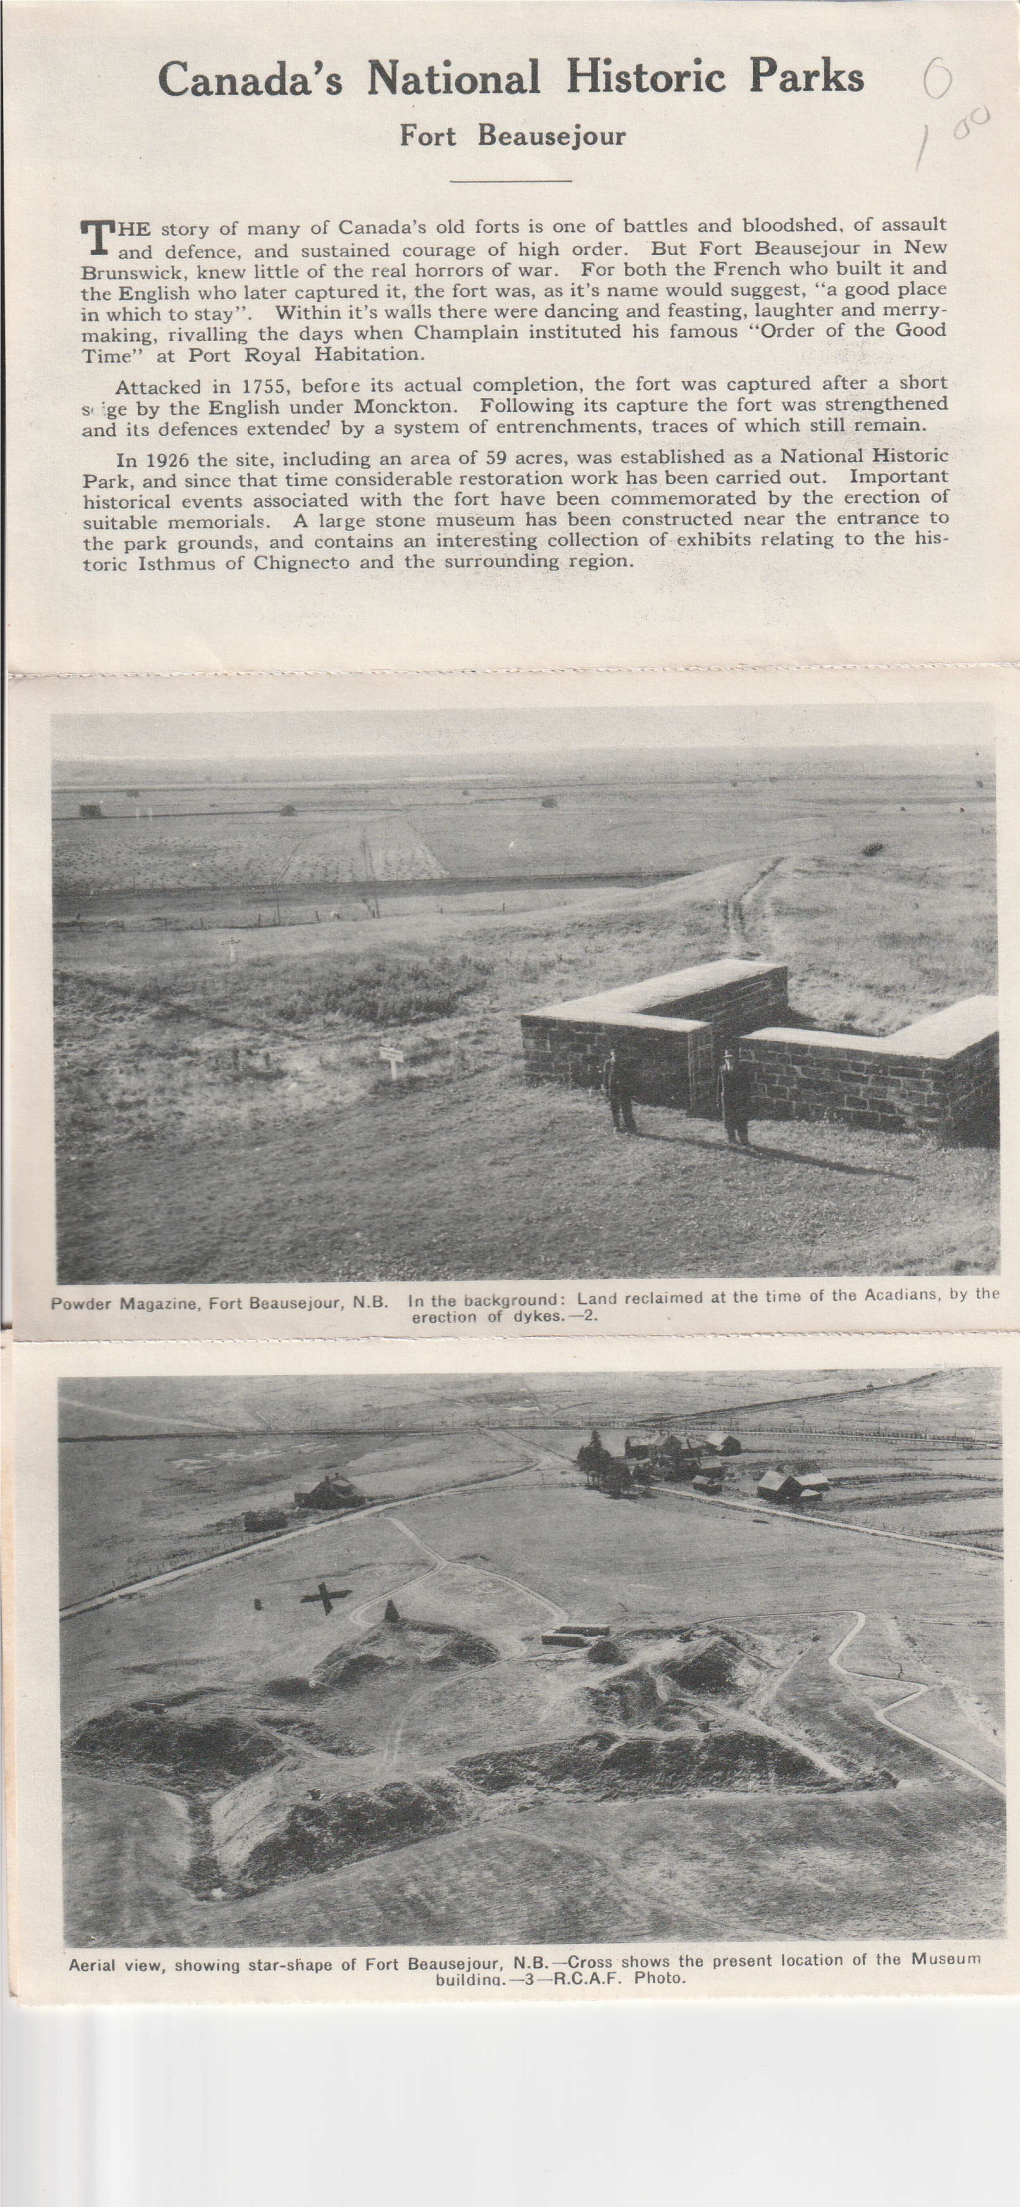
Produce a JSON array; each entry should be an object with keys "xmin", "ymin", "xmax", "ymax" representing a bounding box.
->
[
  {"xmin": 726, "ymin": 857, "xmax": 784, "ymax": 956},
  {"xmin": 827, "ymin": 1612, "xmax": 1005, "ymax": 1795},
  {"xmin": 345, "ymin": 1557, "xmax": 441, "ymax": 1633},
  {"xmin": 387, "ymin": 1513, "xmax": 568, "ymax": 1623},
  {"xmin": 380, "ymin": 1668, "xmax": 453, "ymax": 1775}
]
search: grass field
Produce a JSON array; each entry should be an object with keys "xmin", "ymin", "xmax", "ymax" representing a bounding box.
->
[
  {"xmin": 60, "ymin": 1374, "xmax": 1004, "ymax": 1948},
  {"xmin": 53, "ymin": 751, "xmax": 994, "ymax": 889},
  {"xmin": 58, "ymin": 1367, "xmax": 1000, "ymax": 1602},
  {"xmin": 52, "ymin": 749, "xmax": 998, "ymax": 1283}
]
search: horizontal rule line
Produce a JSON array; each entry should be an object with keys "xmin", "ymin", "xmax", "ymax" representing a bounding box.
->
[{"xmin": 449, "ymin": 178, "xmax": 573, "ymax": 185}]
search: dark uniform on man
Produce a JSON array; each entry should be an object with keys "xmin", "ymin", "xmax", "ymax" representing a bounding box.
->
[
  {"xmin": 718, "ymin": 1049, "xmax": 752, "ymax": 1147},
  {"xmin": 603, "ymin": 1047, "xmax": 636, "ymax": 1133}
]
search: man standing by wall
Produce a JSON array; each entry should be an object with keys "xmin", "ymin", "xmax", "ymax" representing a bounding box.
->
[
  {"xmin": 603, "ymin": 1046, "xmax": 637, "ymax": 1134},
  {"xmin": 718, "ymin": 1048, "xmax": 753, "ymax": 1148}
]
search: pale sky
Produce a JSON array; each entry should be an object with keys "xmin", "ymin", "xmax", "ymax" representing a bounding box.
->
[{"xmin": 53, "ymin": 702, "xmax": 993, "ymax": 769}]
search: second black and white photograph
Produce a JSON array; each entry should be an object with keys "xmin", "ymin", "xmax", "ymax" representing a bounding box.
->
[{"xmin": 58, "ymin": 1363, "xmax": 1004, "ymax": 1957}]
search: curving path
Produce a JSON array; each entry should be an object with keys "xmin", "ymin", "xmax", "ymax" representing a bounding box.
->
[
  {"xmin": 386, "ymin": 1513, "xmax": 567, "ymax": 1623},
  {"xmin": 827, "ymin": 1611, "xmax": 1004, "ymax": 1796}
]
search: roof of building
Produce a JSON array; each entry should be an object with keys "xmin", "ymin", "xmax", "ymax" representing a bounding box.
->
[
  {"xmin": 757, "ymin": 1467, "xmax": 829, "ymax": 1496},
  {"xmin": 756, "ymin": 1469, "xmax": 791, "ymax": 1494}
]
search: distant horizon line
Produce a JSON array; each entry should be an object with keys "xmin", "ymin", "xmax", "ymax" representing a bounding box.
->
[{"xmin": 52, "ymin": 741, "xmax": 994, "ymax": 780}]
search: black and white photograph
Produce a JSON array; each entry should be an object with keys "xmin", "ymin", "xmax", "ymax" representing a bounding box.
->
[
  {"xmin": 59, "ymin": 1364, "xmax": 1004, "ymax": 1953},
  {"xmin": 52, "ymin": 704, "xmax": 999, "ymax": 1287}
]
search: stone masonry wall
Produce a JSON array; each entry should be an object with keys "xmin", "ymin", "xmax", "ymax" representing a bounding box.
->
[
  {"xmin": 520, "ymin": 1012, "xmax": 706, "ymax": 1110},
  {"xmin": 687, "ymin": 1023, "xmax": 718, "ymax": 1115},
  {"xmin": 520, "ymin": 963, "xmax": 998, "ymax": 1138},
  {"xmin": 520, "ymin": 959, "xmax": 788, "ymax": 1113},
  {"xmin": 943, "ymin": 1031, "xmax": 999, "ymax": 1127},
  {"xmin": 643, "ymin": 966, "xmax": 789, "ymax": 1039},
  {"xmin": 740, "ymin": 1015, "xmax": 998, "ymax": 1136}
]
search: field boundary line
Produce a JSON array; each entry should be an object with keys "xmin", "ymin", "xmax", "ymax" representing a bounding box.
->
[
  {"xmin": 667, "ymin": 1487, "xmax": 1000, "ymax": 1560},
  {"xmin": 58, "ymin": 1373, "xmax": 973, "ymax": 1448}
]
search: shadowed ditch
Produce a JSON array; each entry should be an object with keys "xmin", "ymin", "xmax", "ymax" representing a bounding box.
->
[{"xmin": 68, "ymin": 1624, "xmax": 886, "ymax": 1901}]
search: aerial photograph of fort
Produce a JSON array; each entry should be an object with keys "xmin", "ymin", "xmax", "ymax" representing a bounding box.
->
[
  {"xmin": 60, "ymin": 1367, "xmax": 1003, "ymax": 1949},
  {"xmin": 52, "ymin": 703, "xmax": 997, "ymax": 1283}
]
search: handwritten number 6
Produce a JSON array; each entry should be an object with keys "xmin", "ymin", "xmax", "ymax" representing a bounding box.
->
[{"xmin": 924, "ymin": 57, "xmax": 953, "ymax": 99}]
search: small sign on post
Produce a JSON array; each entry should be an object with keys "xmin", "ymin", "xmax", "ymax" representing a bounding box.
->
[{"xmin": 379, "ymin": 1047, "xmax": 406, "ymax": 1082}]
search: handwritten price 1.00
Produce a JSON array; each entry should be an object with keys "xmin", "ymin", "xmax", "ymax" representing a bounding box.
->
[{"xmin": 917, "ymin": 57, "xmax": 990, "ymax": 168}]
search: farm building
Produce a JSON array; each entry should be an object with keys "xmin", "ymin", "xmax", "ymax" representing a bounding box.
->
[
  {"xmin": 703, "ymin": 1431, "xmax": 742, "ymax": 1456},
  {"xmin": 624, "ymin": 1433, "xmax": 701, "ymax": 1480},
  {"xmin": 757, "ymin": 1467, "xmax": 831, "ymax": 1505},
  {"xmin": 294, "ymin": 1472, "xmax": 365, "ymax": 1513}
]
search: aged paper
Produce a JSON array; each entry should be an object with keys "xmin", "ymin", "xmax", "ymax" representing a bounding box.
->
[
  {"xmin": 5, "ymin": 1, "xmax": 1020, "ymax": 677},
  {"xmin": 5, "ymin": 1333, "xmax": 1015, "ymax": 2005},
  {"xmin": 9, "ymin": 665, "xmax": 1015, "ymax": 1342},
  {"xmin": 5, "ymin": 2, "xmax": 1020, "ymax": 2008}
]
